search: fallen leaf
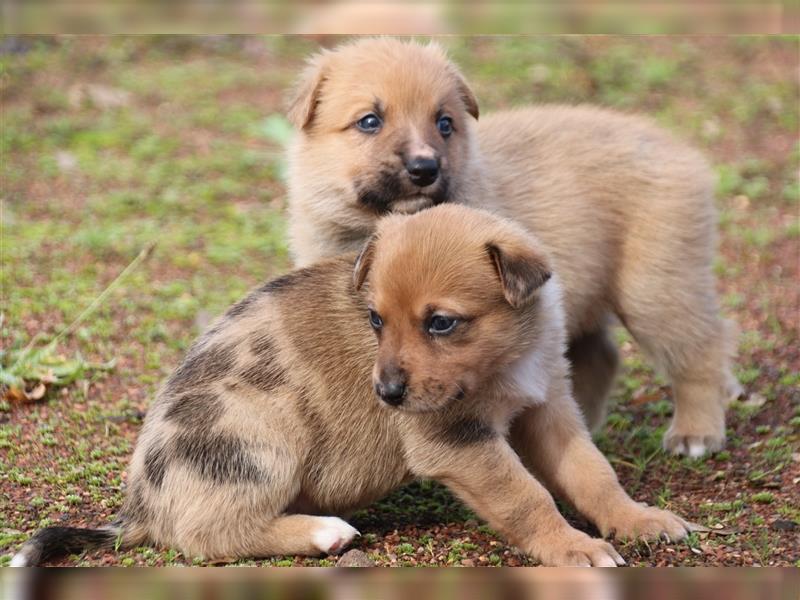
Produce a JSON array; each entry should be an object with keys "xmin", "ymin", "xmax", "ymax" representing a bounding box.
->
[
  {"xmin": 26, "ymin": 383, "xmax": 46, "ymax": 401},
  {"xmin": 690, "ymin": 523, "xmax": 737, "ymax": 536},
  {"xmin": 5, "ymin": 386, "xmax": 27, "ymax": 403},
  {"xmin": 631, "ymin": 389, "xmax": 664, "ymax": 406},
  {"xmin": 740, "ymin": 393, "xmax": 766, "ymax": 408}
]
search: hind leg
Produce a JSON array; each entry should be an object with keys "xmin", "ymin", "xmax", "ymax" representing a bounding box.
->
[
  {"xmin": 241, "ymin": 514, "xmax": 360, "ymax": 557},
  {"xmin": 616, "ymin": 269, "xmax": 739, "ymax": 456},
  {"xmin": 567, "ymin": 327, "xmax": 619, "ymax": 432},
  {"xmin": 660, "ymin": 318, "xmax": 741, "ymax": 456},
  {"xmin": 175, "ymin": 512, "xmax": 360, "ymax": 560},
  {"xmin": 611, "ymin": 175, "xmax": 742, "ymax": 458}
]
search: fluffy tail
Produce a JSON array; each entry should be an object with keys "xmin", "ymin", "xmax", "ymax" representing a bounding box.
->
[{"xmin": 10, "ymin": 522, "xmax": 123, "ymax": 567}]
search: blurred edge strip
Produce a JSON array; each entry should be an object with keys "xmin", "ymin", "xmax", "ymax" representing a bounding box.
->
[
  {"xmin": 2, "ymin": 568, "xmax": 800, "ymax": 600},
  {"xmin": 1, "ymin": 1, "xmax": 799, "ymax": 35}
]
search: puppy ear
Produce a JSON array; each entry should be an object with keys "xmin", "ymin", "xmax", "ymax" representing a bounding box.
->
[
  {"xmin": 486, "ymin": 241, "xmax": 551, "ymax": 308},
  {"xmin": 456, "ymin": 73, "xmax": 479, "ymax": 120},
  {"xmin": 447, "ymin": 64, "xmax": 479, "ymax": 120},
  {"xmin": 353, "ymin": 234, "xmax": 377, "ymax": 291},
  {"xmin": 287, "ymin": 52, "xmax": 329, "ymax": 130}
]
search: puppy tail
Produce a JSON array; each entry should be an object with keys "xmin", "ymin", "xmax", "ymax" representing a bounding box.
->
[{"xmin": 10, "ymin": 520, "xmax": 130, "ymax": 567}]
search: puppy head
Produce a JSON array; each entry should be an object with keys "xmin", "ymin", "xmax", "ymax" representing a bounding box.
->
[
  {"xmin": 288, "ymin": 38, "xmax": 478, "ymax": 218},
  {"xmin": 354, "ymin": 204, "xmax": 551, "ymax": 412}
]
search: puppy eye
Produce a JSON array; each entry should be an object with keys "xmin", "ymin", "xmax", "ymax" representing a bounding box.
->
[
  {"xmin": 368, "ymin": 309, "xmax": 383, "ymax": 330},
  {"xmin": 436, "ymin": 116, "xmax": 454, "ymax": 137},
  {"xmin": 428, "ymin": 315, "xmax": 457, "ymax": 335},
  {"xmin": 356, "ymin": 113, "xmax": 382, "ymax": 133}
]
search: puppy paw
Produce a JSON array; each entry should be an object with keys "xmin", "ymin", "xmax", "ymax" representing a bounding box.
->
[
  {"xmin": 725, "ymin": 379, "xmax": 744, "ymax": 406},
  {"xmin": 534, "ymin": 529, "xmax": 625, "ymax": 567},
  {"xmin": 603, "ymin": 504, "xmax": 691, "ymax": 543},
  {"xmin": 663, "ymin": 430, "xmax": 724, "ymax": 457},
  {"xmin": 311, "ymin": 517, "xmax": 360, "ymax": 555}
]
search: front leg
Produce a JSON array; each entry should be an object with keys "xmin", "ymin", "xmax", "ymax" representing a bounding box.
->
[
  {"xmin": 510, "ymin": 377, "xmax": 691, "ymax": 541},
  {"xmin": 405, "ymin": 425, "xmax": 624, "ymax": 567}
]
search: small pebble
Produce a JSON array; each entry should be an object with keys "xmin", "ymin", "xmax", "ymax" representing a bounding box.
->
[{"xmin": 336, "ymin": 549, "xmax": 375, "ymax": 567}]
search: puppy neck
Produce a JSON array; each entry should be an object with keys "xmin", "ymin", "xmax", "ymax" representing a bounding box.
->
[
  {"xmin": 449, "ymin": 124, "xmax": 494, "ymax": 206},
  {"xmin": 497, "ymin": 276, "xmax": 568, "ymax": 406}
]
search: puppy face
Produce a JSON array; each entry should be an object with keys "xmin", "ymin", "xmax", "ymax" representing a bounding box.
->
[
  {"xmin": 354, "ymin": 205, "xmax": 551, "ymax": 413},
  {"xmin": 288, "ymin": 39, "xmax": 479, "ymax": 217}
]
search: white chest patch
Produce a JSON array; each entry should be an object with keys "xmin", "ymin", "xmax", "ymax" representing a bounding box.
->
[
  {"xmin": 501, "ymin": 279, "xmax": 565, "ymax": 406},
  {"xmin": 505, "ymin": 346, "xmax": 550, "ymax": 405}
]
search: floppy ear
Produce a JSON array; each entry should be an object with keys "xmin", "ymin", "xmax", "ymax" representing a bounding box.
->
[
  {"xmin": 448, "ymin": 66, "xmax": 479, "ymax": 120},
  {"xmin": 486, "ymin": 241, "xmax": 551, "ymax": 309},
  {"xmin": 353, "ymin": 234, "xmax": 377, "ymax": 291},
  {"xmin": 456, "ymin": 73, "xmax": 479, "ymax": 120},
  {"xmin": 286, "ymin": 52, "xmax": 329, "ymax": 130}
]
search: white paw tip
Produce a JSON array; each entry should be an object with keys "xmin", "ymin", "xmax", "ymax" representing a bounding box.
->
[
  {"xmin": 312, "ymin": 517, "xmax": 359, "ymax": 555},
  {"xmin": 668, "ymin": 439, "xmax": 687, "ymax": 455},
  {"xmin": 688, "ymin": 441, "xmax": 707, "ymax": 458},
  {"xmin": 9, "ymin": 553, "xmax": 29, "ymax": 567},
  {"xmin": 595, "ymin": 555, "xmax": 618, "ymax": 567}
]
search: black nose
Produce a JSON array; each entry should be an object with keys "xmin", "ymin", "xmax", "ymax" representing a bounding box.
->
[
  {"xmin": 376, "ymin": 380, "xmax": 407, "ymax": 406},
  {"xmin": 405, "ymin": 157, "xmax": 439, "ymax": 187}
]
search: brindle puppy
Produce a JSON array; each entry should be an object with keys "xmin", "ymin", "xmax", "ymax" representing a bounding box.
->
[{"xmin": 12, "ymin": 205, "xmax": 690, "ymax": 567}]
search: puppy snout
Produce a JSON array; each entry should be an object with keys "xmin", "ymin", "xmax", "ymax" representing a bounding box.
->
[
  {"xmin": 375, "ymin": 368, "xmax": 408, "ymax": 406},
  {"xmin": 405, "ymin": 156, "xmax": 439, "ymax": 187}
]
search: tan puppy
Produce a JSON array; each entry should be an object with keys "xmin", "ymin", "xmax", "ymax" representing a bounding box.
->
[
  {"xmin": 286, "ymin": 38, "xmax": 741, "ymax": 457},
  {"xmin": 12, "ymin": 205, "xmax": 689, "ymax": 567}
]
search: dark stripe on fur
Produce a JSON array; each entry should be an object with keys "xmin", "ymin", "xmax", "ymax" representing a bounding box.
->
[
  {"xmin": 238, "ymin": 361, "xmax": 286, "ymax": 393},
  {"xmin": 224, "ymin": 292, "xmax": 259, "ymax": 319},
  {"xmin": 259, "ymin": 268, "xmax": 317, "ymax": 293},
  {"xmin": 441, "ymin": 417, "xmax": 496, "ymax": 446},
  {"xmin": 144, "ymin": 442, "xmax": 169, "ymax": 489},
  {"xmin": 250, "ymin": 332, "xmax": 277, "ymax": 357},
  {"xmin": 173, "ymin": 430, "xmax": 263, "ymax": 484},
  {"xmin": 166, "ymin": 343, "xmax": 236, "ymax": 390},
  {"xmin": 164, "ymin": 392, "xmax": 224, "ymax": 429}
]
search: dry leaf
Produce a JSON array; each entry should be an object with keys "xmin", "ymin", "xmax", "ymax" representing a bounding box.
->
[
  {"xmin": 691, "ymin": 523, "xmax": 737, "ymax": 536},
  {"xmin": 5, "ymin": 386, "xmax": 27, "ymax": 403},
  {"xmin": 26, "ymin": 383, "xmax": 46, "ymax": 401},
  {"xmin": 741, "ymin": 393, "xmax": 766, "ymax": 408},
  {"xmin": 631, "ymin": 389, "xmax": 664, "ymax": 406}
]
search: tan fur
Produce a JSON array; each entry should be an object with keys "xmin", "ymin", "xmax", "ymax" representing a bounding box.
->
[
  {"xmin": 79, "ymin": 205, "xmax": 688, "ymax": 567},
  {"xmin": 286, "ymin": 38, "xmax": 741, "ymax": 456}
]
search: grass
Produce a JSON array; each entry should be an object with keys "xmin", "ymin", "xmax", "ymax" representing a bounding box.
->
[{"xmin": 1, "ymin": 35, "xmax": 798, "ymax": 567}]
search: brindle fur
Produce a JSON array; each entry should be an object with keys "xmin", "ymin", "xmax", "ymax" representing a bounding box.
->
[{"xmin": 14, "ymin": 206, "xmax": 691, "ymax": 567}]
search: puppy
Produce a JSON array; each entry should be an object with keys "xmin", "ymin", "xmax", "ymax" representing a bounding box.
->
[
  {"xmin": 285, "ymin": 38, "xmax": 741, "ymax": 457},
  {"xmin": 12, "ymin": 205, "xmax": 690, "ymax": 567}
]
